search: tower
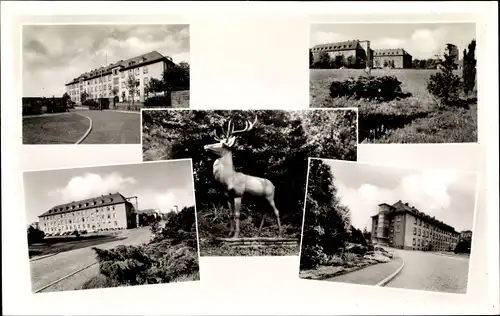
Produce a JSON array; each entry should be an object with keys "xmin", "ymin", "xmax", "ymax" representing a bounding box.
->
[{"xmin": 358, "ymin": 40, "xmax": 372, "ymax": 66}]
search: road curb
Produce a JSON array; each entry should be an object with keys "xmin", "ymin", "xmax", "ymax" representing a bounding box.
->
[
  {"xmin": 104, "ymin": 109, "xmax": 140, "ymax": 114},
  {"xmin": 375, "ymin": 257, "xmax": 405, "ymax": 287},
  {"xmin": 74, "ymin": 113, "xmax": 93, "ymax": 144},
  {"xmin": 29, "ymin": 252, "xmax": 60, "ymax": 262},
  {"xmin": 33, "ymin": 261, "xmax": 98, "ymax": 293}
]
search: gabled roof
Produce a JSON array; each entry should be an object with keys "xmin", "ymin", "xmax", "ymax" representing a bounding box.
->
[
  {"xmin": 65, "ymin": 51, "xmax": 172, "ymax": 86},
  {"xmin": 311, "ymin": 40, "xmax": 360, "ymax": 52},
  {"xmin": 372, "ymin": 200, "xmax": 457, "ymax": 233},
  {"xmin": 39, "ymin": 192, "xmax": 131, "ymax": 217},
  {"xmin": 373, "ymin": 48, "xmax": 412, "ymax": 57}
]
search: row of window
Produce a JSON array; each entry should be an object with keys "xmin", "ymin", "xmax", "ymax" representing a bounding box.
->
[
  {"xmin": 45, "ymin": 220, "xmax": 119, "ymax": 232},
  {"xmin": 44, "ymin": 212, "xmax": 117, "ymax": 227},
  {"xmin": 413, "ymin": 237, "xmax": 456, "ymax": 248},
  {"xmin": 413, "ymin": 226, "xmax": 458, "ymax": 242},
  {"xmin": 42, "ymin": 205, "xmax": 116, "ymax": 221},
  {"xmin": 68, "ymin": 66, "xmax": 150, "ymax": 90},
  {"xmin": 70, "ymin": 77, "xmax": 150, "ymax": 95}
]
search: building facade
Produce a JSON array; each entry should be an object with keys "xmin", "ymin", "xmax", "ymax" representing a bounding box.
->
[
  {"xmin": 372, "ymin": 48, "xmax": 413, "ymax": 69},
  {"xmin": 460, "ymin": 230, "xmax": 473, "ymax": 240},
  {"xmin": 38, "ymin": 193, "xmax": 137, "ymax": 235},
  {"xmin": 65, "ymin": 51, "xmax": 175, "ymax": 104},
  {"xmin": 371, "ymin": 200, "xmax": 460, "ymax": 251},
  {"xmin": 311, "ymin": 40, "xmax": 372, "ymax": 67}
]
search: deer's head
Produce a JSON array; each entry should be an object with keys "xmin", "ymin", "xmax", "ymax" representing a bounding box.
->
[{"xmin": 203, "ymin": 115, "xmax": 258, "ymax": 157}]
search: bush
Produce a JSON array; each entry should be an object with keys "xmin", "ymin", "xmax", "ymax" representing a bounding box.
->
[
  {"xmin": 300, "ymin": 245, "xmax": 328, "ymax": 270},
  {"xmin": 27, "ymin": 226, "xmax": 45, "ymax": 246},
  {"xmin": 329, "ymin": 76, "xmax": 406, "ymax": 101},
  {"xmin": 144, "ymin": 95, "xmax": 171, "ymax": 108},
  {"xmin": 83, "ymin": 99, "xmax": 100, "ymax": 109}
]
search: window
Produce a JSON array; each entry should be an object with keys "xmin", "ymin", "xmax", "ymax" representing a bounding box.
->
[
  {"xmin": 108, "ymin": 75, "xmax": 111, "ymax": 81},
  {"xmin": 122, "ymin": 82, "xmax": 125, "ymax": 88},
  {"xmin": 136, "ymin": 90, "xmax": 140, "ymax": 96},
  {"xmin": 413, "ymin": 238, "xmax": 416, "ymax": 246},
  {"xmin": 121, "ymin": 72, "xmax": 125, "ymax": 78},
  {"xmin": 143, "ymin": 66, "xmax": 148, "ymax": 74},
  {"xmin": 135, "ymin": 68, "xmax": 139, "ymax": 75},
  {"xmin": 418, "ymin": 228, "xmax": 421, "ymax": 236},
  {"xmin": 144, "ymin": 77, "xmax": 149, "ymax": 86},
  {"xmin": 113, "ymin": 78, "xmax": 119, "ymax": 85},
  {"xmin": 395, "ymin": 225, "xmax": 400, "ymax": 232}
]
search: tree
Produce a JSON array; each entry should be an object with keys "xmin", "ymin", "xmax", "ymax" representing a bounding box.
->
[
  {"xmin": 27, "ymin": 226, "xmax": 45, "ymax": 246},
  {"xmin": 126, "ymin": 74, "xmax": 138, "ymax": 106},
  {"xmin": 374, "ymin": 59, "xmax": 381, "ymax": 69},
  {"xmin": 390, "ymin": 60, "xmax": 396, "ymax": 68},
  {"xmin": 309, "ymin": 49, "xmax": 314, "ymax": 68},
  {"xmin": 111, "ymin": 87, "xmax": 119, "ymax": 108},
  {"xmin": 80, "ymin": 90, "xmax": 89, "ymax": 104},
  {"xmin": 383, "ymin": 60, "xmax": 389, "ymax": 68},
  {"xmin": 427, "ymin": 43, "xmax": 462, "ymax": 107},
  {"xmin": 462, "ymin": 39, "xmax": 476, "ymax": 97},
  {"xmin": 145, "ymin": 78, "xmax": 164, "ymax": 97},
  {"xmin": 412, "ymin": 59, "xmax": 420, "ymax": 69},
  {"xmin": 345, "ymin": 55, "xmax": 356, "ymax": 68},
  {"xmin": 362, "ymin": 226, "xmax": 371, "ymax": 242},
  {"xmin": 315, "ymin": 51, "xmax": 331, "ymax": 69}
]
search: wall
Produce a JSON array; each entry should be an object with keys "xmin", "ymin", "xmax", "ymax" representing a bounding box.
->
[
  {"xmin": 171, "ymin": 90, "xmax": 190, "ymax": 108},
  {"xmin": 312, "ymin": 49, "xmax": 357, "ymax": 64}
]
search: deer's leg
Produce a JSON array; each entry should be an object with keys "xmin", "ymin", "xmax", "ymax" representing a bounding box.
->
[
  {"xmin": 268, "ymin": 199, "xmax": 282, "ymax": 237},
  {"xmin": 257, "ymin": 214, "xmax": 266, "ymax": 236},
  {"xmin": 227, "ymin": 199, "xmax": 235, "ymax": 238},
  {"xmin": 232, "ymin": 197, "xmax": 242, "ymax": 239}
]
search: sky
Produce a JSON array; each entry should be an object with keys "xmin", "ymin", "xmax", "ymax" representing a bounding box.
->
[
  {"xmin": 316, "ymin": 159, "xmax": 478, "ymax": 233},
  {"xmin": 23, "ymin": 160, "xmax": 195, "ymax": 225},
  {"xmin": 23, "ymin": 24, "xmax": 190, "ymax": 97},
  {"xmin": 310, "ymin": 23, "xmax": 476, "ymax": 60}
]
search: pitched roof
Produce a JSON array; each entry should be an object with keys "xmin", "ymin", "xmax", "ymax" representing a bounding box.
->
[
  {"xmin": 311, "ymin": 40, "xmax": 360, "ymax": 52},
  {"xmin": 39, "ymin": 192, "xmax": 131, "ymax": 217},
  {"xmin": 373, "ymin": 48, "xmax": 411, "ymax": 57},
  {"xmin": 66, "ymin": 51, "xmax": 172, "ymax": 85},
  {"xmin": 372, "ymin": 200, "xmax": 457, "ymax": 233}
]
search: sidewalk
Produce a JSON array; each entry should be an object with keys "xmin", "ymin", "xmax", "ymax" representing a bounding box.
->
[{"xmin": 326, "ymin": 257, "xmax": 404, "ymax": 286}]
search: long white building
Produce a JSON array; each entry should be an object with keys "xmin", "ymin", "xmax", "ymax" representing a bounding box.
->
[{"xmin": 65, "ymin": 51, "xmax": 174, "ymax": 104}]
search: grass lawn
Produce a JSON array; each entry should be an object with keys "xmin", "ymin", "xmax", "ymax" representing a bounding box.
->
[
  {"xmin": 29, "ymin": 234, "xmax": 126, "ymax": 259},
  {"xmin": 23, "ymin": 113, "xmax": 90, "ymax": 144},
  {"xmin": 310, "ymin": 68, "xmax": 478, "ymax": 143}
]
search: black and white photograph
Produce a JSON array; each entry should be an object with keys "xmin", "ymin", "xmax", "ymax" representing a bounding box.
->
[
  {"xmin": 142, "ymin": 109, "xmax": 358, "ymax": 257},
  {"xmin": 309, "ymin": 23, "xmax": 477, "ymax": 144},
  {"xmin": 24, "ymin": 159, "xmax": 200, "ymax": 293},
  {"xmin": 300, "ymin": 158, "xmax": 477, "ymax": 294},
  {"xmin": 22, "ymin": 24, "xmax": 190, "ymax": 145}
]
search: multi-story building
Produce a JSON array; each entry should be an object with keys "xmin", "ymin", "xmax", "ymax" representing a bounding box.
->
[
  {"xmin": 64, "ymin": 51, "xmax": 175, "ymax": 104},
  {"xmin": 38, "ymin": 192, "xmax": 137, "ymax": 235},
  {"xmin": 372, "ymin": 48, "xmax": 413, "ymax": 69},
  {"xmin": 460, "ymin": 230, "xmax": 473, "ymax": 240},
  {"xmin": 371, "ymin": 200, "xmax": 460, "ymax": 252},
  {"xmin": 310, "ymin": 39, "xmax": 413, "ymax": 69},
  {"xmin": 311, "ymin": 40, "xmax": 373, "ymax": 67}
]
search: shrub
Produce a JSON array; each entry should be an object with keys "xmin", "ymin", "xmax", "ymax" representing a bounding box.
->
[
  {"xmin": 83, "ymin": 99, "xmax": 100, "ymax": 109},
  {"xmin": 329, "ymin": 76, "xmax": 405, "ymax": 101},
  {"xmin": 144, "ymin": 95, "xmax": 171, "ymax": 108},
  {"xmin": 27, "ymin": 226, "xmax": 45, "ymax": 246},
  {"xmin": 300, "ymin": 245, "xmax": 328, "ymax": 270}
]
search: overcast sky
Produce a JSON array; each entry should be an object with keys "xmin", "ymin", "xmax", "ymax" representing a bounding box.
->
[
  {"xmin": 23, "ymin": 24, "xmax": 190, "ymax": 97},
  {"xmin": 23, "ymin": 160, "xmax": 195, "ymax": 224},
  {"xmin": 315, "ymin": 159, "xmax": 477, "ymax": 233},
  {"xmin": 310, "ymin": 23, "xmax": 476, "ymax": 60}
]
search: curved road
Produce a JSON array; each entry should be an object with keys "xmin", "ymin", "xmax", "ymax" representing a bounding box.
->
[
  {"xmin": 30, "ymin": 227, "xmax": 152, "ymax": 293},
  {"xmin": 74, "ymin": 109, "xmax": 141, "ymax": 144},
  {"xmin": 385, "ymin": 248, "xmax": 470, "ymax": 294}
]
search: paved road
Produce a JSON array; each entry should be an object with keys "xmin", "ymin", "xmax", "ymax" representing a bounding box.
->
[
  {"xmin": 327, "ymin": 257, "xmax": 403, "ymax": 286},
  {"xmin": 73, "ymin": 109, "xmax": 140, "ymax": 144},
  {"xmin": 30, "ymin": 227, "xmax": 152, "ymax": 292},
  {"xmin": 385, "ymin": 248, "xmax": 470, "ymax": 294}
]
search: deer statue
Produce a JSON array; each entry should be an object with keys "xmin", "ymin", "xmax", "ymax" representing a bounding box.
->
[{"xmin": 203, "ymin": 115, "xmax": 282, "ymax": 239}]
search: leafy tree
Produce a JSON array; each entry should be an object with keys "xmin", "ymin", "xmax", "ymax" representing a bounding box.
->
[
  {"xmin": 374, "ymin": 59, "xmax": 381, "ymax": 68},
  {"xmin": 383, "ymin": 60, "xmax": 389, "ymax": 68},
  {"xmin": 390, "ymin": 60, "xmax": 396, "ymax": 68},
  {"xmin": 145, "ymin": 78, "xmax": 164, "ymax": 97},
  {"xmin": 462, "ymin": 39, "xmax": 476, "ymax": 96},
  {"xmin": 315, "ymin": 51, "xmax": 331, "ymax": 69},
  {"xmin": 427, "ymin": 43, "xmax": 462, "ymax": 107},
  {"xmin": 126, "ymin": 74, "xmax": 139, "ymax": 105},
  {"xmin": 346, "ymin": 55, "xmax": 356, "ymax": 68},
  {"xmin": 27, "ymin": 225, "xmax": 45, "ymax": 246},
  {"xmin": 362, "ymin": 226, "xmax": 371, "ymax": 242},
  {"xmin": 80, "ymin": 90, "xmax": 89, "ymax": 103},
  {"xmin": 111, "ymin": 87, "xmax": 119, "ymax": 108},
  {"xmin": 309, "ymin": 49, "xmax": 314, "ymax": 68},
  {"xmin": 300, "ymin": 159, "xmax": 351, "ymax": 269},
  {"xmin": 333, "ymin": 55, "xmax": 345, "ymax": 69}
]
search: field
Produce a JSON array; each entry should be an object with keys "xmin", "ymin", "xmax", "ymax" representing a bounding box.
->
[{"xmin": 310, "ymin": 68, "xmax": 478, "ymax": 143}]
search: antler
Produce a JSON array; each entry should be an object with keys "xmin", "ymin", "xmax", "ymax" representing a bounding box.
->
[{"xmin": 228, "ymin": 115, "xmax": 258, "ymax": 136}]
